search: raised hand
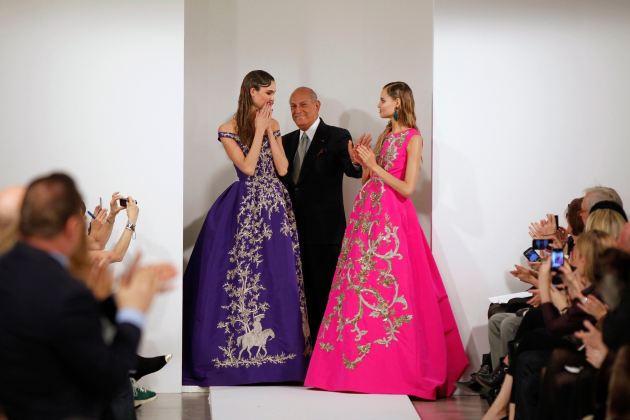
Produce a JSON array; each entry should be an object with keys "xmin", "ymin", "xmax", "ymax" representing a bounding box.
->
[
  {"xmin": 109, "ymin": 192, "xmax": 124, "ymax": 219},
  {"xmin": 255, "ymin": 102, "xmax": 272, "ymax": 134},
  {"xmin": 529, "ymin": 214, "xmax": 557, "ymax": 239},
  {"xmin": 125, "ymin": 195, "xmax": 139, "ymax": 225},
  {"xmin": 89, "ymin": 206, "xmax": 109, "ymax": 248}
]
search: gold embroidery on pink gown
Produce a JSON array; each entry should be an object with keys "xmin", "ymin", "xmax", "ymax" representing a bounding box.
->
[{"xmin": 305, "ymin": 128, "xmax": 468, "ymax": 399}]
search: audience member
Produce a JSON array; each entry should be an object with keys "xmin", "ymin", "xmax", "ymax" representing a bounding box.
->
[{"xmin": 0, "ymin": 173, "xmax": 176, "ymax": 419}]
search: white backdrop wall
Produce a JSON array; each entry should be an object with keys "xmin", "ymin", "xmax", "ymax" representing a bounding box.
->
[
  {"xmin": 434, "ymin": 0, "xmax": 630, "ymax": 372},
  {"xmin": 184, "ymin": 0, "xmax": 434, "ymax": 264},
  {"xmin": 0, "ymin": 1, "xmax": 184, "ymax": 392}
]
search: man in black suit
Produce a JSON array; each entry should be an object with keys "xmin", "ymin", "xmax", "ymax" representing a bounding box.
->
[
  {"xmin": 0, "ymin": 173, "xmax": 174, "ymax": 419},
  {"xmin": 281, "ymin": 87, "xmax": 363, "ymax": 341}
]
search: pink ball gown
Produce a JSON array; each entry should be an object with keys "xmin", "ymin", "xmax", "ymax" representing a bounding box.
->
[{"xmin": 304, "ymin": 127, "xmax": 468, "ymax": 399}]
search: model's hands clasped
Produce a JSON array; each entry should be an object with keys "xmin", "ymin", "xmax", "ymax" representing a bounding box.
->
[{"xmin": 255, "ymin": 102, "xmax": 273, "ymax": 135}]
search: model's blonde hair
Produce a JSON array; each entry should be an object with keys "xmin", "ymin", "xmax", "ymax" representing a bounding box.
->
[
  {"xmin": 374, "ymin": 82, "xmax": 418, "ymax": 156},
  {"xmin": 585, "ymin": 209, "xmax": 626, "ymax": 239},
  {"xmin": 575, "ymin": 229, "xmax": 616, "ymax": 283}
]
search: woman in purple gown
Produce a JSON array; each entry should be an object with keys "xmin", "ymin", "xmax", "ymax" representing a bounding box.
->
[{"xmin": 183, "ymin": 70, "xmax": 310, "ymax": 386}]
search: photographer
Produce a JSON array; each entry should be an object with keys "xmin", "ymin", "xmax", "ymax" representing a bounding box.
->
[
  {"xmin": 89, "ymin": 196, "xmax": 139, "ymax": 264},
  {"xmin": 87, "ymin": 192, "xmax": 127, "ymax": 251}
]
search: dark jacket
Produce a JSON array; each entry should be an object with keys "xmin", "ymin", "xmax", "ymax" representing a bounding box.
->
[
  {"xmin": 0, "ymin": 242, "xmax": 141, "ymax": 419},
  {"xmin": 281, "ymin": 119, "xmax": 362, "ymax": 245}
]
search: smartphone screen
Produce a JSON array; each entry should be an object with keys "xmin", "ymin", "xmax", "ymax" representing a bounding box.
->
[
  {"xmin": 551, "ymin": 248, "xmax": 564, "ymax": 270},
  {"xmin": 532, "ymin": 239, "xmax": 552, "ymax": 250},
  {"xmin": 523, "ymin": 247, "xmax": 541, "ymax": 262}
]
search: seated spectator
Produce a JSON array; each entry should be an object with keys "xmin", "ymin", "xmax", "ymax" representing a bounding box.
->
[
  {"xmin": 482, "ymin": 230, "xmax": 615, "ymax": 420},
  {"xmin": 581, "ymin": 186, "xmax": 624, "ymax": 224},
  {"xmin": 0, "ymin": 172, "xmax": 175, "ymax": 419},
  {"xmin": 586, "ymin": 205, "xmax": 627, "ymax": 239}
]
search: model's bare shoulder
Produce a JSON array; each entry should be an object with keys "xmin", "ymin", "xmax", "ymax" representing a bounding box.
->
[{"xmin": 218, "ymin": 119, "xmax": 237, "ymax": 134}]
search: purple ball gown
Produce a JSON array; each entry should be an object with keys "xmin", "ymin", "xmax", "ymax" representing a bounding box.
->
[{"xmin": 183, "ymin": 130, "xmax": 310, "ymax": 386}]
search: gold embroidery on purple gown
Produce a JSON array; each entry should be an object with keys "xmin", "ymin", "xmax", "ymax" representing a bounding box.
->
[{"xmin": 208, "ymin": 131, "xmax": 310, "ymax": 369}]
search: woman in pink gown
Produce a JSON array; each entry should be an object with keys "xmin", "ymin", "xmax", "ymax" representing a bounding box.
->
[{"xmin": 304, "ymin": 82, "xmax": 468, "ymax": 399}]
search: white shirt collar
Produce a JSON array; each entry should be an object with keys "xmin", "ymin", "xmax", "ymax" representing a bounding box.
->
[{"xmin": 299, "ymin": 117, "xmax": 321, "ymax": 144}]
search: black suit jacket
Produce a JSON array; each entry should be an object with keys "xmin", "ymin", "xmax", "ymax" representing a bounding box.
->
[
  {"xmin": 0, "ymin": 242, "xmax": 141, "ymax": 420},
  {"xmin": 281, "ymin": 119, "xmax": 362, "ymax": 245}
]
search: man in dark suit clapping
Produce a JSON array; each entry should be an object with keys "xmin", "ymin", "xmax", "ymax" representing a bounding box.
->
[
  {"xmin": 0, "ymin": 173, "xmax": 175, "ymax": 419},
  {"xmin": 282, "ymin": 87, "xmax": 364, "ymax": 341}
]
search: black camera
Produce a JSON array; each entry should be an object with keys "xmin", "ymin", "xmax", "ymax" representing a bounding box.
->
[{"xmin": 118, "ymin": 198, "xmax": 137, "ymax": 208}]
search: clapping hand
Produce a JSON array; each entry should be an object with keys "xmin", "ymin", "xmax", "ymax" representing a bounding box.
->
[
  {"xmin": 116, "ymin": 253, "xmax": 177, "ymax": 313},
  {"xmin": 510, "ymin": 264, "xmax": 538, "ymax": 286},
  {"xmin": 348, "ymin": 134, "xmax": 372, "ymax": 165},
  {"xmin": 576, "ymin": 294, "xmax": 608, "ymax": 321},
  {"xmin": 526, "ymin": 288, "xmax": 541, "ymax": 307},
  {"xmin": 85, "ymin": 255, "xmax": 114, "ymax": 301},
  {"xmin": 356, "ymin": 144, "xmax": 377, "ymax": 170},
  {"xmin": 529, "ymin": 214, "xmax": 557, "ymax": 239}
]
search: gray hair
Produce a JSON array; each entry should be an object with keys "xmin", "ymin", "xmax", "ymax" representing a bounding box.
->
[
  {"xmin": 584, "ymin": 186, "xmax": 623, "ymax": 211},
  {"xmin": 290, "ymin": 86, "xmax": 318, "ymax": 102}
]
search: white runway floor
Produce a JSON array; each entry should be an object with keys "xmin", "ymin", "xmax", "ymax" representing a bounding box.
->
[{"xmin": 209, "ymin": 386, "xmax": 420, "ymax": 420}]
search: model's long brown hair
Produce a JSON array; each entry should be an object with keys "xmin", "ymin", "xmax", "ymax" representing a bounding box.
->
[
  {"xmin": 234, "ymin": 70, "xmax": 274, "ymax": 148},
  {"xmin": 375, "ymin": 81, "xmax": 418, "ymax": 156}
]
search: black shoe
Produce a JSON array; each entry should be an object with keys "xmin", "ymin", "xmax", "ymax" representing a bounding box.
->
[
  {"xmin": 458, "ymin": 377, "xmax": 483, "ymax": 393},
  {"xmin": 475, "ymin": 361, "xmax": 507, "ymax": 389},
  {"xmin": 460, "ymin": 353, "xmax": 492, "ymax": 393},
  {"xmin": 471, "ymin": 352, "xmax": 492, "ymax": 379},
  {"xmin": 131, "ymin": 354, "xmax": 172, "ymax": 381}
]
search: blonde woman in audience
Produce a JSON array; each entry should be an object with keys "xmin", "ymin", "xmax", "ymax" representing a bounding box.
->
[{"xmin": 585, "ymin": 206, "xmax": 627, "ymax": 239}]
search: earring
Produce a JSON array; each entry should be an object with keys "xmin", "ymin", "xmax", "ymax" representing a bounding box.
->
[{"xmin": 393, "ymin": 109, "xmax": 399, "ymax": 121}]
